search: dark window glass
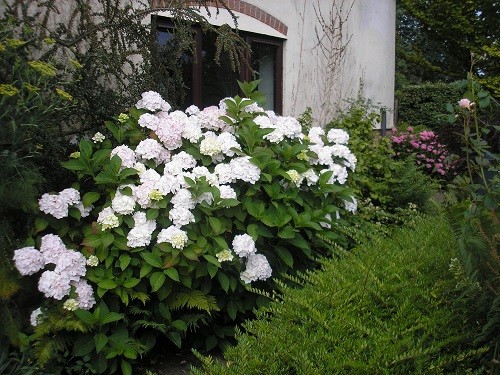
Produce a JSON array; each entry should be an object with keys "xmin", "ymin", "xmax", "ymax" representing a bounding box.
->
[
  {"xmin": 200, "ymin": 32, "xmax": 240, "ymax": 107},
  {"xmin": 154, "ymin": 17, "xmax": 283, "ymax": 113}
]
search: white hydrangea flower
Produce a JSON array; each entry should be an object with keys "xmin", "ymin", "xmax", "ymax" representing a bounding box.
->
[
  {"xmin": 286, "ymin": 169, "xmax": 303, "ymax": 186},
  {"xmin": 185, "ymin": 105, "xmax": 200, "ymax": 116},
  {"xmin": 214, "ymin": 163, "xmax": 234, "ymax": 185},
  {"xmin": 229, "ymin": 157, "xmax": 261, "ymax": 184},
  {"xmin": 216, "ymin": 249, "xmax": 234, "ymax": 262},
  {"xmin": 253, "ymin": 115, "xmax": 274, "ymax": 130},
  {"xmin": 135, "ymin": 139, "xmax": 163, "ymax": 161},
  {"xmin": 38, "ymin": 270, "xmax": 71, "ymax": 300},
  {"xmin": 136, "ymin": 91, "xmax": 171, "ymax": 112},
  {"xmin": 54, "ymin": 250, "xmax": 87, "ymax": 281},
  {"xmin": 344, "ymin": 197, "xmax": 358, "ymax": 213},
  {"xmin": 240, "ymin": 253, "xmax": 272, "ymax": 284},
  {"xmin": 197, "ymin": 106, "xmax": 228, "ymax": 131},
  {"xmin": 168, "ymin": 206, "xmax": 195, "ymax": 227},
  {"xmin": 275, "ymin": 116, "xmax": 302, "ymax": 140},
  {"xmin": 218, "ymin": 185, "xmax": 237, "ymax": 200},
  {"xmin": 30, "ymin": 307, "xmax": 43, "ymax": 327},
  {"xmin": 126, "ymin": 212, "xmax": 156, "ymax": 248},
  {"xmin": 155, "ymin": 115, "xmax": 184, "ymax": 150},
  {"xmin": 182, "ymin": 119, "xmax": 203, "ymax": 143},
  {"xmin": 138, "ymin": 113, "xmax": 160, "ymax": 131},
  {"xmin": 112, "ymin": 188, "xmax": 136, "ymax": 215},
  {"xmin": 40, "ymin": 234, "xmax": 67, "ymax": 264},
  {"xmin": 171, "ymin": 189, "xmax": 196, "ymax": 209},
  {"xmin": 13, "ymin": 247, "xmax": 45, "ymax": 275},
  {"xmin": 218, "ymin": 132, "xmax": 241, "ymax": 157},
  {"xmin": 157, "ymin": 226, "xmax": 189, "ymax": 249},
  {"xmin": 72, "ymin": 279, "xmax": 96, "ymax": 310},
  {"xmin": 59, "ymin": 188, "xmax": 81, "ymax": 205},
  {"xmin": 189, "ymin": 166, "xmax": 219, "ymax": 186},
  {"xmin": 320, "ymin": 164, "xmax": 348, "ymax": 185},
  {"xmin": 97, "ymin": 207, "xmax": 120, "ymax": 230},
  {"xmin": 308, "ymin": 127, "xmax": 325, "ymax": 145},
  {"xmin": 86, "ymin": 255, "xmax": 99, "ymax": 267},
  {"xmin": 92, "ymin": 132, "xmax": 105, "ymax": 143},
  {"xmin": 327, "ymin": 129, "xmax": 349, "ymax": 145},
  {"xmin": 302, "ymin": 169, "xmax": 319, "ymax": 186},
  {"xmin": 111, "ymin": 145, "xmax": 136, "ymax": 169},
  {"xmin": 38, "ymin": 193, "xmax": 69, "ymax": 219},
  {"xmin": 200, "ymin": 133, "xmax": 222, "ymax": 156},
  {"xmin": 232, "ymin": 234, "xmax": 257, "ymax": 258},
  {"xmin": 63, "ymin": 298, "xmax": 79, "ymax": 311}
]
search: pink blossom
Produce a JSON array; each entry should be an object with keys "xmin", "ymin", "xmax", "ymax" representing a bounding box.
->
[{"xmin": 458, "ymin": 98, "xmax": 471, "ymax": 109}]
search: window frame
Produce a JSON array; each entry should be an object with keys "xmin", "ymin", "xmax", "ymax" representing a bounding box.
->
[{"xmin": 154, "ymin": 16, "xmax": 284, "ymax": 113}]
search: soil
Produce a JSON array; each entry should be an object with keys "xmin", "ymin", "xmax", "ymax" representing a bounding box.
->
[{"xmin": 136, "ymin": 351, "xmax": 201, "ymax": 375}]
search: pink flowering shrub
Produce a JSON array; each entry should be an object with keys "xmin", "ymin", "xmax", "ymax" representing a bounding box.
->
[
  {"xmin": 391, "ymin": 126, "xmax": 454, "ymax": 178},
  {"xmin": 15, "ymin": 82, "xmax": 357, "ymax": 374}
]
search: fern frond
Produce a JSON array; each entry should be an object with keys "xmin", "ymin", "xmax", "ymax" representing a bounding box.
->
[
  {"xmin": 131, "ymin": 320, "xmax": 167, "ymax": 334},
  {"xmin": 181, "ymin": 313, "xmax": 210, "ymax": 332},
  {"xmin": 168, "ymin": 290, "xmax": 220, "ymax": 313}
]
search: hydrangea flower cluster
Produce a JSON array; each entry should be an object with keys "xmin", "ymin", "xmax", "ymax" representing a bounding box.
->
[
  {"xmin": 13, "ymin": 234, "xmax": 96, "ymax": 322},
  {"xmin": 39, "ymin": 188, "xmax": 91, "ymax": 219},
  {"xmin": 232, "ymin": 234, "xmax": 272, "ymax": 284},
  {"xmin": 18, "ymin": 90, "xmax": 357, "ymax": 320},
  {"xmin": 391, "ymin": 127, "xmax": 453, "ymax": 177}
]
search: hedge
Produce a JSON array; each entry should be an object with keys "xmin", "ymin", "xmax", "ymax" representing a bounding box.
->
[{"xmin": 192, "ymin": 214, "xmax": 489, "ymax": 374}]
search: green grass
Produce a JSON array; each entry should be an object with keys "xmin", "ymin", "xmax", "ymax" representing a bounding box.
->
[{"xmin": 192, "ymin": 214, "xmax": 488, "ymax": 374}]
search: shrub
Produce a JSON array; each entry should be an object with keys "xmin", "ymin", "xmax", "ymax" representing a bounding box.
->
[
  {"xmin": 326, "ymin": 97, "xmax": 396, "ymax": 206},
  {"xmin": 12, "ymin": 83, "xmax": 357, "ymax": 374},
  {"xmin": 193, "ymin": 214, "xmax": 490, "ymax": 374},
  {"xmin": 391, "ymin": 126, "xmax": 455, "ymax": 179}
]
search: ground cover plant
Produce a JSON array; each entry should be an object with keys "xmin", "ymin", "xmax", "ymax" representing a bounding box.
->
[
  {"xmin": 11, "ymin": 83, "xmax": 359, "ymax": 374},
  {"xmin": 192, "ymin": 213, "xmax": 490, "ymax": 374}
]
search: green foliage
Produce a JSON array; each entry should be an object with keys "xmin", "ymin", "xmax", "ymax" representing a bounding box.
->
[
  {"xmin": 326, "ymin": 97, "xmax": 395, "ymax": 205},
  {"xmin": 444, "ymin": 73, "xmax": 500, "ymax": 373},
  {"xmin": 193, "ymin": 214, "xmax": 490, "ymax": 374},
  {"xmin": 397, "ymin": 1, "xmax": 499, "ymax": 96}
]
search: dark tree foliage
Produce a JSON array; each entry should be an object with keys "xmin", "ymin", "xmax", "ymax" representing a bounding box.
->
[{"xmin": 396, "ymin": 0, "xmax": 500, "ymax": 96}]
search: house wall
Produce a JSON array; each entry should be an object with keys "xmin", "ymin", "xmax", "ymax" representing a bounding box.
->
[{"xmin": 170, "ymin": 0, "xmax": 396, "ymax": 128}]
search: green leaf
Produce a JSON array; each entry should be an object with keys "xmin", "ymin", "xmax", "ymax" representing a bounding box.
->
[
  {"xmin": 82, "ymin": 234, "xmax": 102, "ymax": 248},
  {"xmin": 276, "ymin": 247, "xmax": 294, "ymax": 267},
  {"xmin": 102, "ymin": 232, "xmax": 114, "ymax": 248},
  {"xmin": 72, "ymin": 335, "xmax": 94, "ymax": 357},
  {"xmin": 207, "ymin": 263, "xmax": 218, "ymax": 278},
  {"xmin": 119, "ymin": 254, "xmax": 131, "ymax": 271},
  {"xmin": 167, "ymin": 332, "xmax": 182, "ymax": 348},
  {"xmin": 227, "ymin": 300, "xmax": 238, "ymax": 320},
  {"xmin": 146, "ymin": 208, "xmax": 159, "ymax": 220},
  {"xmin": 113, "ymin": 235, "xmax": 129, "ymax": 250},
  {"xmin": 35, "ymin": 217, "xmax": 48, "ymax": 233},
  {"xmin": 79, "ymin": 140, "xmax": 93, "ymax": 159},
  {"xmin": 61, "ymin": 159, "xmax": 85, "ymax": 171},
  {"xmin": 74, "ymin": 309, "xmax": 96, "ymax": 325},
  {"xmin": 171, "ymin": 320, "xmax": 188, "ymax": 332},
  {"xmin": 99, "ymin": 279, "xmax": 117, "ymax": 290},
  {"xmin": 278, "ymin": 225, "xmax": 296, "ymax": 239},
  {"xmin": 141, "ymin": 252, "xmax": 163, "ymax": 268},
  {"xmin": 99, "ymin": 312, "xmax": 123, "ymax": 325},
  {"xmin": 208, "ymin": 216, "xmax": 222, "ymax": 234},
  {"xmin": 205, "ymin": 335, "xmax": 218, "ymax": 351},
  {"xmin": 150, "ymin": 272, "xmax": 166, "ymax": 292},
  {"xmin": 122, "ymin": 277, "xmax": 140, "ymax": 289},
  {"xmin": 203, "ymin": 254, "xmax": 221, "ymax": 267},
  {"xmin": 140, "ymin": 264, "xmax": 153, "ymax": 278},
  {"xmin": 165, "ymin": 268, "xmax": 180, "ymax": 282},
  {"xmin": 217, "ymin": 272, "xmax": 230, "ymax": 292},
  {"xmin": 121, "ymin": 360, "xmax": 133, "ymax": 375},
  {"xmin": 94, "ymin": 333, "xmax": 108, "ymax": 354},
  {"xmin": 82, "ymin": 192, "xmax": 100, "ymax": 207}
]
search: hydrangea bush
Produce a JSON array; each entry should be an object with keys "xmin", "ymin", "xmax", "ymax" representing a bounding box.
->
[
  {"xmin": 14, "ymin": 82, "xmax": 356, "ymax": 374},
  {"xmin": 391, "ymin": 126, "xmax": 454, "ymax": 178}
]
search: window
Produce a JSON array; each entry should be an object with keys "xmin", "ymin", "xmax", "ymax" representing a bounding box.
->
[{"xmin": 155, "ymin": 18, "xmax": 283, "ymax": 113}]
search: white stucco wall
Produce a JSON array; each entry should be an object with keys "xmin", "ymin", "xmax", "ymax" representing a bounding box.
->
[{"xmin": 189, "ymin": 0, "xmax": 396, "ymax": 128}]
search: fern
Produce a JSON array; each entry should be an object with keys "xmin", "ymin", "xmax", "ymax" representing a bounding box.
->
[{"xmin": 168, "ymin": 290, "xmax": 219, "ymax": 313}]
